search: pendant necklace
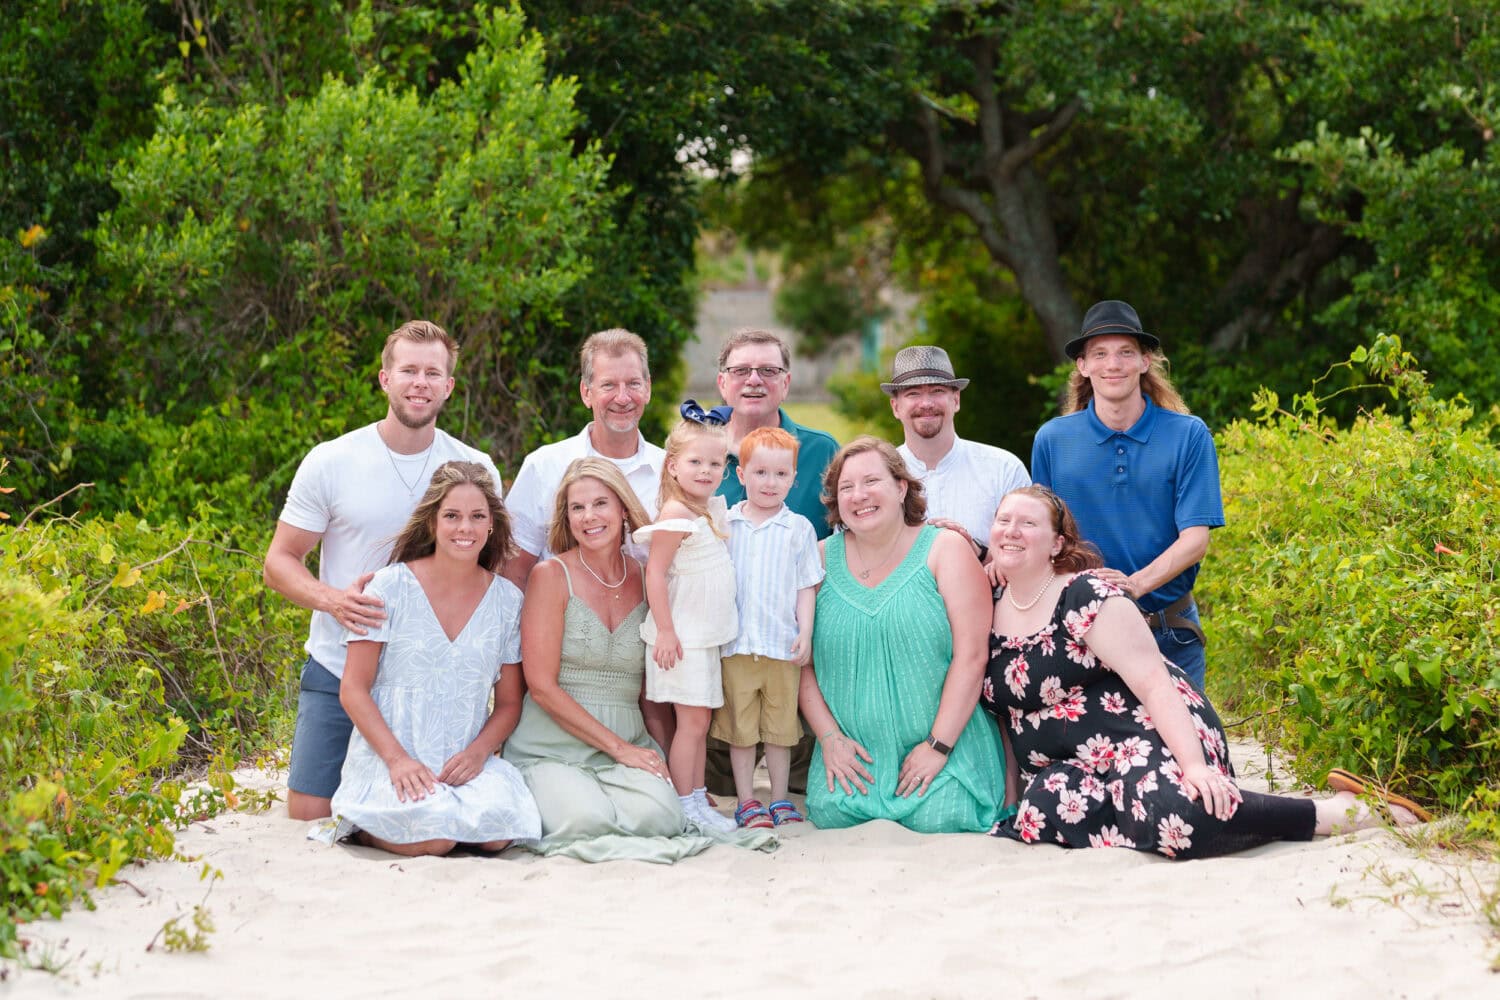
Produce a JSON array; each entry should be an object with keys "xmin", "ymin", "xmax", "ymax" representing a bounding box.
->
[
  {"xmin": 578, "ymin": 549, "xmax": 628, "ymax": 597},
  {"xmin": 852, "ymin": 529, "xmax": 903, "ymax": 581},
  {"xmin": 383, "ymin": 436, "xmax": 435, "ymax": 498},
  {"xmin": 1007, "ymin": 570, "xmax": 1057, "ymax": 612}
]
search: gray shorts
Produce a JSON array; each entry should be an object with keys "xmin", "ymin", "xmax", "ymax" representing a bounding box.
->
[{"xmin": 287, "ymin": 656, "xmax": 353, "ymax": 799}]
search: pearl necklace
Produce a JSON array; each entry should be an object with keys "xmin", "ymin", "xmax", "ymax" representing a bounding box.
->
[
  {"xmin": 1007, "ymin": 570, "xmax": 1056, "ymax": 611},
  {"xmin": 578, "ymin": 549, "xmax": 627, "ymax": 596}
]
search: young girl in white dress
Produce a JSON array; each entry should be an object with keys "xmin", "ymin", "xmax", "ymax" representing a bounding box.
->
[
  {"xmin": 330, "ymin": 461, "xmax": 541, "ymax": 856},
  {"xmin": 633, "ymin": 404, "xmax": 740, "ymax": 832}
]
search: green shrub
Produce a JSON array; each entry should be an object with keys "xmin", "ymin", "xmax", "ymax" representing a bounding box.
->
[
  {"xmin": 0, "ymin": 490, "xmax": 299, "ymax": 957},
  {"xmin": 1202, "ymin": 336, "xmax": 1500, "ymax": 823}
]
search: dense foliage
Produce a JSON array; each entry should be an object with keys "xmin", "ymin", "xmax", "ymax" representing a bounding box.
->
[
  {"xmin": 1201, "ymin": 337, "xmax": 1500, "ymax": 824},
  {"xmin": 0, "ymin": 492, "xmax": 297, "ymax": 957}
]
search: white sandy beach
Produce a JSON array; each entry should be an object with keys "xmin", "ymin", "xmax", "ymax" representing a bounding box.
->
[{"xmin": 6, "ymin": 742, "xmax": 1495, "ymax": 999}]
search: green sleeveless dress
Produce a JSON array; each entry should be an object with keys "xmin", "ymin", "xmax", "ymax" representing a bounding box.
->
[
  {"xmin": 503, "ymin": 561, "xmax": 775, "ymax": 862},
  {"xmin": 807, "ymin": 526, "xmax": 1008, "ymax": 833}
]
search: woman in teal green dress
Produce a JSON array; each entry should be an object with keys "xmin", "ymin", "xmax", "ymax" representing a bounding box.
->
[{"xmin": 800, "ymin": 437, "xmax": 1009, "ymax": 833}]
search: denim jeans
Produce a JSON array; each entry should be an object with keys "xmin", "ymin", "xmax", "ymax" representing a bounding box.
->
[{"xmin": 1150, "ymin": 600, "xmax": 1206, "ymax": 693}]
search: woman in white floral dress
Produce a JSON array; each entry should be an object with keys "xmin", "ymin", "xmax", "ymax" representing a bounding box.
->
[
  {"xmin": 981, "ymin": 486, "xmax": 1424, "ymax": 859},
  {"xmin": 331, "ymin": 462, "xmax": 541, "ymax": 856}
]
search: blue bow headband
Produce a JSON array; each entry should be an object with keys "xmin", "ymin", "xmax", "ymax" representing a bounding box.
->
[{"xmin": 680, "ymin": 399, "xmax": 732, "ymax": 426}]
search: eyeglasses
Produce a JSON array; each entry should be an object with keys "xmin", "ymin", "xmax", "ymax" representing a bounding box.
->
[{"xmin": 721, "ymin": 365, "xmax": 787, "ymax": 380}]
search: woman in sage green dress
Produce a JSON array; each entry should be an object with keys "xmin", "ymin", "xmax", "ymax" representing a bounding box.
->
[
  {"xmin": 503, "ymin": 458, "xmax": 775, "ymax": 863},
  {"xmin": 800, "ymin": 438, "xmax": 1009, "ymax": 834}
]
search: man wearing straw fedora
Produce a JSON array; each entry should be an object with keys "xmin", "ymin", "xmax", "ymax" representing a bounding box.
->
[
  {"xmin": 882, "ymin": 345, "xmax": 1030, "ymax": 559},
  {"xmin": 1031, "ymin": 300, "xmax": 1224, "ymax": 691}
]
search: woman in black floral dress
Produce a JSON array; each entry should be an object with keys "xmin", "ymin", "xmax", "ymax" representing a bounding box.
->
[{"xmin": 981, "ymin": 486, "xmax": 1422, "ymax": 859}]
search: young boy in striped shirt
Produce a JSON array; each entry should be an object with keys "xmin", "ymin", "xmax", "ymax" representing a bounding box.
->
[{"xmin": 713, "ymin": 427, "xmax": 825, "ymax": 828}]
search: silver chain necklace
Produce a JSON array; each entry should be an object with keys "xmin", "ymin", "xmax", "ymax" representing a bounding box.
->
[
  {"xmin": 383, "ymin": 438, "xmax": 435, "ymax": 498},
  {"xmin": 578, "ymin": 549, "xmax": 628, "ymax": 596},
  {"xmin": 1007, "ymin": 570, "xmax": 1057, "ymax": 611}
]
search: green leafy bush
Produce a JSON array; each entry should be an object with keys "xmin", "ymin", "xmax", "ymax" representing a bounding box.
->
[
  {"xmin": 1202, "ymin": 336, "xmax": 1500, "ymax": 823},
  {"xmin": 1, "ymin": 491, "xmax": 299, "ymax": 957}
]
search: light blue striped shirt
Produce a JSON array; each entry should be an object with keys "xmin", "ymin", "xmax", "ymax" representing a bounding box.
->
[{"xmin": 724, "ymin": 501, "xmax": 825, "ymax": 659}]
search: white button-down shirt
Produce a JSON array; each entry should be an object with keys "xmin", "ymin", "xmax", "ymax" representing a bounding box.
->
[
  {"xmin": 723, "ymin": 501, "xmax": 824, "ymax": 659},
  {"xmin": 505, "ymin": 423, "xmax": 664, "ymax": 560},
  {"xmin": 899, "ymin": 436, "xmax": 1030, "ymax": 543}
]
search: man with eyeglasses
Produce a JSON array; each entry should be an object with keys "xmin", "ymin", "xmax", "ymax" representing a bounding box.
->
[
  {"xmin": 707, "ymin": 328, "xmax": 838, "ymax": 800},
  {"xmin": 714, "ymin": 328, "xmax": 838, "ymax": 540}
]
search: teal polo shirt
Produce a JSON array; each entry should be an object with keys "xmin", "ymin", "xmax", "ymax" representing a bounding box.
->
[{"xmin": 717, "ymin": 408, "xmax": 839, "ymax": 539}]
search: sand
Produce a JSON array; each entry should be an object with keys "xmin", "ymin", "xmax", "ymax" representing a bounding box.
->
[{"xmin": 6, "ymin": 743, "xmax": 1495, "ymax": 999}]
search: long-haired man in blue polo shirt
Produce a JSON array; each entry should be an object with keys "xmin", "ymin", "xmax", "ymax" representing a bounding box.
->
[{"xmin": 1030, "ymin": 300, "xmax": 1224, "ymax": 691}]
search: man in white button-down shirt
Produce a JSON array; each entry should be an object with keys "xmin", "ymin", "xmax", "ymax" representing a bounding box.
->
[
  {"xmin": 501, "ymin": 329, "xmax": 664, "ymax": 588},
  {"xmin": 885, "ymin": 345, "xmax": 1030, "ymax": 560}
]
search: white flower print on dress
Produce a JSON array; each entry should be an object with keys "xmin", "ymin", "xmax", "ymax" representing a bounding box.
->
[
  {"xmin": 1135, "ymin": 771, "xmax": 1159, "ymax": 798},
  {"xmin": 1078, "ymin": 735, "xmax": 1115, "ymax": 773},
  {"xmin": 1159, "ymin": 758, "xmax": 1189, "ymax": 797},
  {"xmin": 1130, "ymin": 799, "xmax": 1148, "ymax": 823},
  {"xmin": 1039, "ymin": 675, "xmax": 1064, "ymax": 706},
  {"xmin": 1056, "ymin": 788, "xmax": 1089, "ymax": 824},
  {"xmin": 1086, "ymin": 574, "xmax": 1122, "ymax": 599},
  {"xmin": 1088, "ymin": 825, "xmax": 1136, "ymax": 849},
  {"xmin": 1100, "ymin": 691, "xmax": 1127, "ymax": 714},
  {"xmin": 1028, "ymin": 750, "xmax": 1054, "ymax": 770},
  {"xmin": 1114, "ymin": 736, "xmax": 1151, "ymax": 775},
  {"xmin": 1107, "ymin": 779, "xmax": 1125, "ymax": 812},
  {"xmin": 1132, "ymin": 704, "xmax": 1156, "ymax": 731},
  {"xmin": 1157, "ymin": 814, "xmax": 1195, "ymax": 857},
  {"xmin": 982, "ymin": 675, "xmax": 995, "ymax": 704},
  {"xmin": 1043, "ymin": 771, "xmax": 1070, "ymax": 793},
  {"xmin": 1004, "ymin": 653, "xmax": 1030, "ymax": 700},
  {"xmin": 1064, "ymin": 637, "xmax": 1096, "ymax": 668},
  {"xmin": 1036, "ymin": 628, "xmax": 1057, "ymax": 657},
  {"xmin": 1079, "ymin": 774, "xmax": 1107, "ymax": 802},
  {"xmin": 1174, "ymin": 675, "xmax": 1205, "ymax": 708},
  {"xmin": 1063, "ymin": 606, "xmax": 1094, "ymax": 640},
  {"xmin": 1015, "ymin": 802, "xmax": 1048, "ymax": 843},
  {"xmin": 1052, "ymin": 688, "xmax": 1087, "ymax": 723}
]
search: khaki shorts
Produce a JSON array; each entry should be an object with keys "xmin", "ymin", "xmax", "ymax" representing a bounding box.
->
[{"xmin": 710, "ymin": 653, "xmax": 802, "ymax": 747}]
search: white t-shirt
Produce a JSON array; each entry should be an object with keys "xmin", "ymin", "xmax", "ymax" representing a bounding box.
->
[
  {"xmin": 278, "ymin": 422, "xmax": 501, "ymax": 677},
  {"xmin": 504, "ymin": 423, "xmax": 664, "ymax": 561},
  {"xmin": 899, "ymin": 436, "xmax": 1031, "ymax": 544}
]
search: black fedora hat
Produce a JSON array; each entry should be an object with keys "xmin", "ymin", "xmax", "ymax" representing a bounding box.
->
[{"xmin": 1064, "ymin": 300, "xmax": 1162, "ymax": 359}]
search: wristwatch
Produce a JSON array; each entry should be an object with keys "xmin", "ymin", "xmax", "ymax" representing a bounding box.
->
[{"xmin": 925, "ymin": 735, "xmax": 952, "ymax": 756}]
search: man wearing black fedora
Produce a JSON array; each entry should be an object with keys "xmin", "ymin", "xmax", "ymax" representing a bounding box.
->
[
  {"xmin": 883, "ymin": 345, "xmax": 1029, "ymax": 557},
  {"xmin": 1030, "ymin": 300, "xmax": 1224, "ymax": 691}
]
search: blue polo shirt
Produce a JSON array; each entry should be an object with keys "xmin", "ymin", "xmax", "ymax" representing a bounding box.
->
[
  {"xmin": 1031, "ymin": 396, "xmax": 1223, "ymax": 612},
  {"xmin": 717, "ymin": 408, "xmax": 839, "ymax": 540}
]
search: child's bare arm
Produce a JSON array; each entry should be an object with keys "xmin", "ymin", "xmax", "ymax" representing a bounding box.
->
[
  {"xmin": 789, "ymin": 584, "xmax": 817, "ymax": 665},
  {"xmin": 645, "ymin": 528, "xmax": 687, "ymax": 669}
]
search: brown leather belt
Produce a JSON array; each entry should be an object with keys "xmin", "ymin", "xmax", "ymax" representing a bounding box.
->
[{"xmin": 1142, "ymin": 593, "xmax": 1206, "ymax": 646}]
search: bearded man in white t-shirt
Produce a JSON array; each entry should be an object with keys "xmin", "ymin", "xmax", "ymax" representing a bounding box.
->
[
  {"xmin": 264, "ymin": 320, "xmax": 501, "ymax": 821},
  {"xmin": 885, "ymin": 345, "xmax": 1030, "ymax": 561}
]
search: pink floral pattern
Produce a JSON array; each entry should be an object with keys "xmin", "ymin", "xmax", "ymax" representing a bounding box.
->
[{"xmin": 984, "ymin": 572, "xmax": 1238, "ymax": 860}]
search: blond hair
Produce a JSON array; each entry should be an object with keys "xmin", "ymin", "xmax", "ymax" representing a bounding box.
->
[
  {"xmin": 580, "ymin": 328, "xmax": 650, "ymax": 385},
  {"xmin": 1065, "ymin": 351, "xmax": 1189, "ymax": 414},
  {"xmin": 545, "ymin": 458, "xmax": 651, "ymax": 555},
  {"xmin": 658, "ymin": 419, "xmax": 730, "ymax": 536},
  {"xmin": 389, "ymin": 461, "xmax": 510, "ymax": 571},
  {"xmin": 382, "ymin": 319, "xmax": 458, "ymax": 375}
]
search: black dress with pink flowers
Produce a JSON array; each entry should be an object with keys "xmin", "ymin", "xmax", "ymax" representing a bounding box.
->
[{"xmin": 982, "ymin": 573, "xmax": 1314, "ymax": 859}]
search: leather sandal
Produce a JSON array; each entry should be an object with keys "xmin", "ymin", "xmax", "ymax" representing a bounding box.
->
[{"xmin": 1326, "ymin": 768, "xmax": 1433, "ymax": 823}]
